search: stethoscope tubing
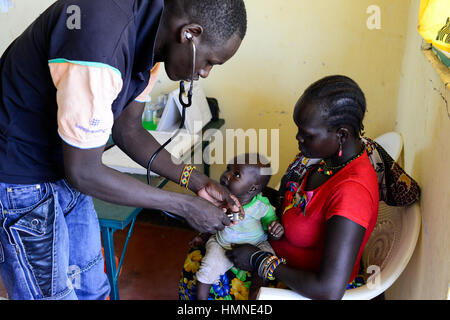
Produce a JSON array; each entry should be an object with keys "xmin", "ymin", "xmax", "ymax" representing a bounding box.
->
[{"xmin": 146, "ymin": 39, "xmax": 196, "ymax": 221}]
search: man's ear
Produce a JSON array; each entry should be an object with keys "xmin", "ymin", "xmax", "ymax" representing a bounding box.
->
[{"xmin": 180, "ymin": 24, "xmax": 203, "ymax": 43}]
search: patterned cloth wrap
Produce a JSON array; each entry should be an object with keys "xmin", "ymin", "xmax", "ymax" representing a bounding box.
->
[
  {"xmin": 179, "ymin": 245, "xmax": 284, "ymax": 300},
  {"xmin": 178, "ymin": 137, "xmax": 420, "ymax": 300}
]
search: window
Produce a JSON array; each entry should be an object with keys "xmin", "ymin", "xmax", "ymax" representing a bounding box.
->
[{"xmin": 418, "ymin": 0, "xmax": 450, "ymax": 88}]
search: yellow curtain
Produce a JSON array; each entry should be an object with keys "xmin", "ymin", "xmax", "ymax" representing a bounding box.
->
[{"xmin": 418, "ymin": 0, "xmax": 450, "ymax": 54}]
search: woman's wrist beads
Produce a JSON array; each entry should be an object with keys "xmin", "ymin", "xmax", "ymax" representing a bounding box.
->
[
  {"xmin": 265, "ymin": 257, "xmax": 287, "ymax": 280},
  {"xmin": 250, "ymin": 251, "xmax": 287, "ymax": 281}
]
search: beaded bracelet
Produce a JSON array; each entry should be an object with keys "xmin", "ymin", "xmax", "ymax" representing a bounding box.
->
[
  {"xmin": 257, "ymin": 255, "xmax": 276, "ymax": 278},
  {"xmin": 261, "ymin": 256, "xmax": 278, "ymax": 278},
  {"xmin": 265, "ymin": 257, "xmax": 287, "ymax": 281},
  {"xmin": 179, "ymin": 165, "xmax": 196, "ymax": 189},
  {"xmin": 251, "ymin": 251, "xmax": 272, "ymax": 271},
  {"xmin": 249, "ymin": 250, "xmax": 264, "ymax": 267}
]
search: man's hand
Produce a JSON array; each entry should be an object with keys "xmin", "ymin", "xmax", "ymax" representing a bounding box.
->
[
  {"xmin": 183, "ymin": 196, "xmax": 232, "ymax": 234},
  {"xmin": 197, "ymin": 179, "xmax": 244, "ymax": 218}
]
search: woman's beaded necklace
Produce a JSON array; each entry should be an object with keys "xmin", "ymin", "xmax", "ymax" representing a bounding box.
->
[{"xmin": 317, "ymin": 144, "xmax": 366, "ymax": 176}]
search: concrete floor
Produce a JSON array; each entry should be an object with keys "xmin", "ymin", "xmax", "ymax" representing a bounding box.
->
[{"xmin": 110, "ymin": 217, "xmax": 196, "ymax": 300}]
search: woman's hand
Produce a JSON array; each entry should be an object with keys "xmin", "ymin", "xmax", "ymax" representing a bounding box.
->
[
  {"xmin": 268, "ymin": 221, "xmax": 284, "ymax": 240},
  {"xmin": 225, "ymin": 243, "xmax": 261, "ymax": 271}
]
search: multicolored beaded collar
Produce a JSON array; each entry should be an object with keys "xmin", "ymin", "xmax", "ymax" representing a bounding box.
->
[{"xmin": 317, "ymin": 145, "xmax": 366, "ymax": 176}]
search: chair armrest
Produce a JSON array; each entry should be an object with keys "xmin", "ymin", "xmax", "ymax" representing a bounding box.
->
[
  {"xmin": 256, "ymin": 285, "xmax": 385, "ymax": 300},
  {"xmin": 256, "ymin": 287, "xmax": 310, "ymax": 300}
]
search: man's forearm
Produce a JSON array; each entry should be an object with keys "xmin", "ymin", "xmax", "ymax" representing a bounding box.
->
[
  {"xmin": 111, "ymin": 100, "xmax": 210, "ymax": 193},
  {"xmin": 67, "ymin": 159, "xmax": 194, "ymax": 216},
  {"xmin": 113, "ymin": 124, "xmax": 209, "ymax": 193}
]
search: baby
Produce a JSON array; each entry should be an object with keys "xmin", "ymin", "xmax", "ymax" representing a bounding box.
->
[{"xmin": 192, "ymin": 154, "xmax": 284, "ymax": 300}]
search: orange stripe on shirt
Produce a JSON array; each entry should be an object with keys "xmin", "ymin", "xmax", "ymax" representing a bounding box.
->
[{"xmin": 49, "ymin": 61, "xmax": 123, "ymax": 149}]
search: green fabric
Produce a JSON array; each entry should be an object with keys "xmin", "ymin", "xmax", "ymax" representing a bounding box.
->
[
  {"xmin": 432, "ymin": 46, "xmax": 450, "ymax": 68},
  {"xmin": 48, "ymin": 58, "xmax": 122, "ymax": 77},
  {"xmin": 256, "ymin": 193, "xmax": 278, "ymax": 231},
  {"xmin": 242, "ymin": 193, "xmax": 259, "ymax": 210},
  {"xmin": 216, "ymin": 193, "xmax": 277, "ymax": 248},
  {"xmin": 241, "ymin": 193, "xmax": 277, "ymax": 231}
]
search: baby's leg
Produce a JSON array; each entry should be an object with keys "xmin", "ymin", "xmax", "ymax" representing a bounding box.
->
[
  {"xmin": 197, "ymin": 282, "xmax": 212, "ymax": 300},
  {"xmin": 196, "ymin": 235, "xmax": 233, "ymax": 300},
  {"xmin": 257, "ymin": 240, "xmax": 275, "ymax": 255}
]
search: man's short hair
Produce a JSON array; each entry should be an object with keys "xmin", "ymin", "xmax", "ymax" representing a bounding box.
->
[{"xmin": 174, "ymin": 0, "xmax": 247, "ymax": 45}]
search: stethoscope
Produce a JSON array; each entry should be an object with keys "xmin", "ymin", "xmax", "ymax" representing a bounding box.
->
[
  {"xmin": 145, "ymin": 33, "xmax": 241, "ymax": 223},
  {"xmin": 146, "ymin": 32, "xmax": 196, "ymax": 221}
]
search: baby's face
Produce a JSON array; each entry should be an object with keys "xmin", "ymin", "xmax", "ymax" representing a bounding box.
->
[{"xmin": 220, "ymin": 163, "xmax": 258, "ymax": 198}]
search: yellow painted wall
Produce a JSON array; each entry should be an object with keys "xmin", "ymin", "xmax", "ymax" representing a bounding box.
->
[
  {"xmin": 152, "ymin": 0, "xmax": 411, "ymax": 185},
  {"xmin": 385, "ymin": 0, "xmax": 450, "ymax": 300}
]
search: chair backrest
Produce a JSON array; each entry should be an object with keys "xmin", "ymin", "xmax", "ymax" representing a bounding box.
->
[
  {"xmin": 373, "ymin": 132, "xmax": 403, "ymax": 162},
  {"xmin": 363, "ymin": 131, "xmax": 404, "ymax": 272},
  {"xmin": 361, "ymin": 202, "xmax": 402, "ymax": 272},
  {"xmin": 377, "ymin": 202, "xmax": 421, "ymax": 290},
  {"xmin": 364, "ymin": 131, "xmax": 404, "ymax": 271},
  {"xmin": 357, "ymin": 132, "xmax": 420, "ymax": 296},
  {"xmin": 345, "ymin": 202, "xmax": 421, "ymax": 299}
]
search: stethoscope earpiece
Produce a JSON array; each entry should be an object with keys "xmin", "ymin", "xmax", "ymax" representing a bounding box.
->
[{"xmin": 179, "ymin": 31, "xmax": 196, "ymax": 108}]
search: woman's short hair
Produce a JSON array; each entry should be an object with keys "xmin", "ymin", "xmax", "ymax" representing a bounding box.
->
[{"xmin": 301, "ymin": 75, "xmax": 367, "ymax": 137}]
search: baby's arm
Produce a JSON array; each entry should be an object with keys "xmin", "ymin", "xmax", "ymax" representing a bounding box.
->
[
  {"xmin": 267, "ymin": 221, "xmax": 284, "ymax": 240},
  {"xmin": 261, "ymin": 205, "xmax": 284, "ymax": 240}
]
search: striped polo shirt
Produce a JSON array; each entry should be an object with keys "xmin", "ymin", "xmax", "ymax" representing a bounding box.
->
[{"xmin": 0, "ymin": 0, "xmax": 163, "ymax": 183}]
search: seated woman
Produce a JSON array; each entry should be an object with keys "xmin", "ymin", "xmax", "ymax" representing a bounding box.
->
[
  {"xmin": 179, "ymin": 75, "xmax": 420, "ymax": 300},
  {"xmin": 226, "ymin": 75, "xmax": 378, "ymax": 299}
]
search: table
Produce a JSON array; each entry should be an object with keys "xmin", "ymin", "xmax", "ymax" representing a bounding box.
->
[{"xmin": 94, "ymin": 119, "xmax": 224, "ymax": 300}]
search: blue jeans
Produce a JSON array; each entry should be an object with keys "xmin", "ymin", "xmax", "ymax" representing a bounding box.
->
[{"xmin": 0, "ymin": 179, "xmax": 110, "ymax": 300}]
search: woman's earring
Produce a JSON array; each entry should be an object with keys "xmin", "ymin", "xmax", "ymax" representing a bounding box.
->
[{"xmin": 338, "ymin": 141, "xmax": 343, "ymax": 157}]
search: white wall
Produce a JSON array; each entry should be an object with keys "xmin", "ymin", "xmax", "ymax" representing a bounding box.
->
[
  {"xmin": 385, "ymin": 0, "xmax": 450, "ymax": 300},
  {"xmin": 0, "ymin": 0, "xmax": 56, "ymax": 53}
]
